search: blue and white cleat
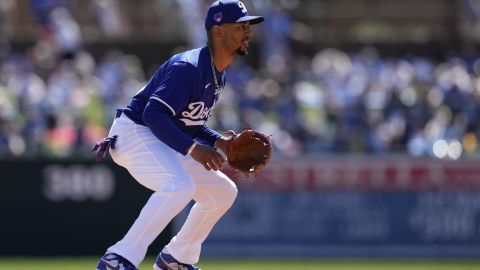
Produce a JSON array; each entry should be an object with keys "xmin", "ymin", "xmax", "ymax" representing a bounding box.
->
[
  {"xmin": 153, "ymin": 250, "xmax": 201, "ymax": 270},
  {"xmin": 96, "ymin": 253, "xmax": 138, "ymax": 270}
]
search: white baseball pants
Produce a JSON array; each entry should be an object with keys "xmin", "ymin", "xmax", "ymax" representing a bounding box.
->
[{"xmin": 105, "ymin": 113, "xmax": 238, "ymax": 267}]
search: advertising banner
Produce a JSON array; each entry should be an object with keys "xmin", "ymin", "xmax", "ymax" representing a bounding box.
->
[
  {"xmin": 0, "ymin": 159, "xmax": 170, "ymax": 256},
  {"xmin": 194, "ymin": 157, "xmax": 480, "ymax": 258},
  {"xmin": 1, "ymin": 157, "xmax": 480, "ymax": 257}
]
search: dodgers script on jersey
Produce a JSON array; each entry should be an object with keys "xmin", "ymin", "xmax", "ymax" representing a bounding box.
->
[{"xmin": 120, "ymin": 47, "xmax": 226, "ymax": 154}]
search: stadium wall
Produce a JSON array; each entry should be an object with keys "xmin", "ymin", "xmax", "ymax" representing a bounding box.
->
[{"xmin": 1, "ymin": 157, "xmax": 480, "ymax": 258}]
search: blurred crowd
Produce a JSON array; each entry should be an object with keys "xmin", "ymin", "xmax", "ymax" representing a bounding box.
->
[{"xmin": 0, "ymin": 0, "xmax": 480, "ymax": 159}]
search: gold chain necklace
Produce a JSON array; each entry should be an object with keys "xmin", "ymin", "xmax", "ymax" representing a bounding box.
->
[{"xmin": 209, "ymin": 51, "xmax": 223, "ymax": 96}]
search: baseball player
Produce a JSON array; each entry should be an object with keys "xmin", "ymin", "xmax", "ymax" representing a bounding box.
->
[{"xmin": 93, "ymin": 1, "xmax": 263, "ymax": 270}]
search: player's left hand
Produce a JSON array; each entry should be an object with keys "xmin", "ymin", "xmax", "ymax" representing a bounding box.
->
[
  {"xmin": 225, "ymin": 128, "xmax": 272, "ymax": 176},
  {"xmin": 92, "ymin": 135, "xmax": 118, "ymax": 161},
  {"xmin": 214, "ymin": 130, "xmax": 236, "ymax": 154}
]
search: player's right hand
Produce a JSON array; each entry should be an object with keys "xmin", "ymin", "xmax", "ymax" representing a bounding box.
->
[{"xmin": 189, "ymin": 144, "xmax": 225, "ymax": 171}]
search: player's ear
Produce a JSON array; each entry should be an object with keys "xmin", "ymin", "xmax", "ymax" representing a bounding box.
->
[{"xmin": 211, "ymin": 25, "xmax": 225, "ymax": 39}]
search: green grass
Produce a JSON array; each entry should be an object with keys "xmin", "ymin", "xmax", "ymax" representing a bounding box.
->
[{"xmin": 0, "ymin": 258, "xmax": 479, "ymax": 270}]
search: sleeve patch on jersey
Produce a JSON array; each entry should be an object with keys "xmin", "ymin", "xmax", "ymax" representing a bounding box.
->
[{"xmin": 150, "ymin": 96, "xmax": 176, "ymax": 116}]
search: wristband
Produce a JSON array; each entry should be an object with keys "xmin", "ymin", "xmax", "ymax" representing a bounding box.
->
[{"xmin": 187, "ymin": 142, "xmax": 197, "ymax": 155}]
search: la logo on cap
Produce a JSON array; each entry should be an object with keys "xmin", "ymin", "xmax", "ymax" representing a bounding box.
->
[
  {"xmin": 214, "ymin": 12, "xmax": 223, "ymax": 23},
  {"xmin": 238, "ymin": 2, "xmax": 248, "ymax": 13}
]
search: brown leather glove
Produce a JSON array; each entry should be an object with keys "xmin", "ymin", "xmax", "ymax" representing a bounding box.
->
[{"xmin": 226, "ymin": 129, "xmax": 272, "ymax": 176}]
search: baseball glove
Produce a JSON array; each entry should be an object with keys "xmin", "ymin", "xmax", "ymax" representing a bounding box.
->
[{"xmin": 226, "ymin": 128, "xmax": 272, "ymax": 176}]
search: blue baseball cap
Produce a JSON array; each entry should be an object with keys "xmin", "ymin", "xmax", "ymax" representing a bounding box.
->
[{"xmin": 205, "ymin": 0, "xmax": 264, "ymax": 31}]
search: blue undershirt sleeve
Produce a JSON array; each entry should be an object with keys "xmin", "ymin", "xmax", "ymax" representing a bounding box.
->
[
  {"xmin": 194, "ymin": 126, "xmax": 222, "ymax": 148},
  {"xmin": 142, "ymin": 101, "xmax": 194, "ymax": 156}
]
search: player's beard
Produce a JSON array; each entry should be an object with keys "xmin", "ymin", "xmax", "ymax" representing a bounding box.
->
[
  {"xmin": 236, "ymin": 41, "xmax": 249, "ymax": 56},
  {"xmin": 236, "ymin": 47, "xmax": 248, "ymax": 56}
]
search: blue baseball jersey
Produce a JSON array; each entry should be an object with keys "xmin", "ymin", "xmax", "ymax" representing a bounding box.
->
[{"xmin": 121, "ymin": 46, "xmax": 226, "ymax": 155}]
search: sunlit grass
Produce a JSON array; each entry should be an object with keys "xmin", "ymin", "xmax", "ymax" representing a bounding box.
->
[{"xmin": 0, "ymin": 257, "xmax": 479, "ymax": 270}]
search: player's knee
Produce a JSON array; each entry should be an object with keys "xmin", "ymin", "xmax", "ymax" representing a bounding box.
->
[{"xmin": 219, "ymin": 182, "xmax": 238, "ymax": 208}]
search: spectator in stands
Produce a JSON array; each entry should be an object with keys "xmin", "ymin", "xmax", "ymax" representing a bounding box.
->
[{"xmin": 1, "ymin": 1, "xmax": 480, "ymax": 159}]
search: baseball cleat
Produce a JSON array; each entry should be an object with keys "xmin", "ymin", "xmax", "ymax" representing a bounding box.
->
[
  {"xmin": 153, "ymin": 250, "xmax": 201, "ymax": 270},
  {"xmin": 96, "ymin": 253, "xmax": 138, "ymax": 270}
]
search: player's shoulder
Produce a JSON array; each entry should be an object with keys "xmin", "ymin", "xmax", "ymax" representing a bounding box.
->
[
  {"xmin": 170, "ymin": 47, "xmax": 207, "ymax": 70},
  {"xmin": 159, "ymin": 47, "xmax": 210, "ymax": 81}
]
